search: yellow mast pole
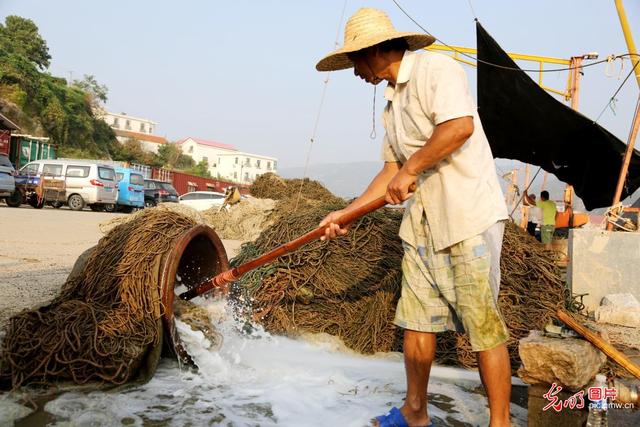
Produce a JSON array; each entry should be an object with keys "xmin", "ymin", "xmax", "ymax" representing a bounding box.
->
[{"xmin": 614, "ymin": 0, "xmax": 640, "ymax": 89}]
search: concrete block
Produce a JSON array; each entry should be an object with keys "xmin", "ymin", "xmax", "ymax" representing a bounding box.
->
[{"xmin": 568, "ymin": 229, "xmax": 640, "ymax": 313}]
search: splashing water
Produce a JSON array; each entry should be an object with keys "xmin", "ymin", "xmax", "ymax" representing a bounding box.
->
[{"xmin": 2, "ymin": 298, "xmax": 527, "ymax": 426}]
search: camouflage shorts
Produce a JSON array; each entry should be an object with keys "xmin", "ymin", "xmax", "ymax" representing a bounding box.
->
[{"xmin": 394, "ymin": 218, "xmax": 509, "ymax": 352}]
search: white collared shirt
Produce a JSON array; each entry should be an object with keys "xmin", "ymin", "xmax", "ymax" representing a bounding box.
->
[{"xmin": 381, "ymin": 50, "xmax": 508, "ymax": 251}]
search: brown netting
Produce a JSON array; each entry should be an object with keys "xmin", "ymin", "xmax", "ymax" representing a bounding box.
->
[
  {"xmin": 250, "ymin": 172, "xmax": 342, "ymax": 203},
  {"xmin": 235, "ymin": 189, "xmax": 575, "ymax": 371},
  {"xmin": 202, "ymin": 197, "xmax": 277, "ymax": 241},
  {"xmin": 0, "ymin": 210, "xmax": 197, "ymax": 389}
]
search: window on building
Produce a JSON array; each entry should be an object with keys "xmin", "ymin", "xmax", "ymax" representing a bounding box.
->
[
  {"xmin": 140, "ymin": 122, "xmax": 146, "ymax": 132},
  {"xmin": 267, "ymin": 161, "xmax": 271, "ymax": 170},
  {"xmin": 148, "ymin": 126, "xmax": 153, "ymax": 134},
  {"xmin": 256, "ymin": 159, "xmax": 261, "ymax": 168},
  {"xmin": 235, "ymin": 157, "xmax": 238, "ymax": 164},
  {"xmin": 202, "ymin": 156, "xmax": 208, "ymax": 165},
  {"xmin": 112, "ymin": 117, "xmax": 120, "ymax": 128},
  {"xmin": 125, "ymin": 119, "xmax": 131, "ymax": 130},
  {"xmin": 244, "ymin": 158, "xmax": 250, "ymax": 166},
  {"xmin": 233, "ymin": 172, "xmax": 237, "ymax": 179},
  {"xmin": 244, "ymin": 172, "xmax": 249, "ymax": 181},
  {"xmin": 188, "ymin": 145, "xmax": 194, "ymax": 154}
]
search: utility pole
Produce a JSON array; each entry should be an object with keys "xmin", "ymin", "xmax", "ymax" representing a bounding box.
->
[
  {"xmin": 510, "ymin": 169, "xmax": 519, "ymax": 214},
  {"xmin": 520, "ymin": 164, "xmax": 531, "ymax": 228}
]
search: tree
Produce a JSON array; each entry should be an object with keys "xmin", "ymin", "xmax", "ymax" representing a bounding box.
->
[
  {"xmin": 0, "ymin": 16, "xmax": 51, "ymax": 69},
  {"xmin": 157, "ymin": 143, "xmax": 195, "ymax": 169},
  {"xmin": 185, "ymin": 160, "xmax": 212, "ymax": 178},
  {"xmin": 0, "ymin": 15, "xmax": 117, "ymax": 158},
  {"xmin": 72, "ymin": 74, "xmax": 108, "ymax": 110},
  {"xmin": 112, "ymin": 138, "xmax": 162, "ymax": 166}
]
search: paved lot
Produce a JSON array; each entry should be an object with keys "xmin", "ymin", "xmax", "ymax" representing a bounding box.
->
[
  {"xmin": 0, "ymin": 204, "xmax": 241, "ymax": 328},
  {"xmin": 0, "ymin": 205, "xmax": 127, "ymax": 327}
]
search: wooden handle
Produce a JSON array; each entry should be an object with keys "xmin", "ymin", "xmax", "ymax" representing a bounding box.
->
[
  {"xmin": 557, "ymin": 309, "xmax": 640, "ymax": 380},
  {"xmin": 179, "ymin": 194, "xmax": 391, "ymax": 300}
]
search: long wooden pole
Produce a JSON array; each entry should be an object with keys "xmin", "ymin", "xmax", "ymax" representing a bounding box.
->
[
  {"xmin": 179, "ymin": 193, "xmax": 394, "ymax": 300},
  {"xmin": 557, "ymin": 309, "xmax": 640, "ymax": 380},
  {"xmin": 520, "ymin": 164, "xmax": 531, "ymax": 229},
  {"xmin": 607, "ymin": 95, "xmax": 640, "ymax": 230},
  {"xmin": 563, "ymin": 57, "xmax": 584, "ymax": 211}
]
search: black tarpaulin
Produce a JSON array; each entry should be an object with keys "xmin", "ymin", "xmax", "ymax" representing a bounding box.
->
[{"xmin": 476, "ymin": 21, "xmax": 640, "ymax": 210}]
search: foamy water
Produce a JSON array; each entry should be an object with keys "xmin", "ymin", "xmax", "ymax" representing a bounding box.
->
[{"xmin": 1, "ymin": 299, "xmax": 527, "ymax": 426}]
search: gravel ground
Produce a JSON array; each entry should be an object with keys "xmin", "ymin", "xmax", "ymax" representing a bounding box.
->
[{"xmin": 0, "ymin": 204, "xmax": 242, "ymax": 329}]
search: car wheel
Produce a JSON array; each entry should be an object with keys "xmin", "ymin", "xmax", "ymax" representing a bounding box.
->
[
  {"xmin": 68, "ymin": 194, "xmax": 85, "ymax": 211},
  {"xmin": 120, "ymin": 206, "xmax": 134, "ymax": 214},
  {"xmin": 104, "ymin": 203, "xmax": 117, "ymax": 213},
  {"xmin": 144, "ymin": 199, "xmax": 156, "ymax": 208},
  {"xmin": 5, "ymin": 190, "xmax": 22, "ymax": 207}
]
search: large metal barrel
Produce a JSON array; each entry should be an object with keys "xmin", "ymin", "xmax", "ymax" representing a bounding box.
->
[{"xmin": 159, "ymin": 224, "xmax": 230, "ymax": 366}]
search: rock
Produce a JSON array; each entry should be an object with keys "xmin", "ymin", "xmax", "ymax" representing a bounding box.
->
[
  {"xmin": 596, "ymin": 293, "xmax": 640, "ymax": 328},
  {"xmin": 517, "ymin": 330, "xmax": 606, "ymax": 391}
]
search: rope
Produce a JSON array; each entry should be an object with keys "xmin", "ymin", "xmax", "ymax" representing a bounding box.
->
[
  {"xmin": 465, "ymin": 0, "xmax": 478, "ymax": 20},
  {"xmin": 509, "ymin": 166, "xmax": 542, "ymax": 218},
  {"xmin": 604, "ymin": 203, "xmax": 638, "ymax": 232},
  {"xmin": 370, "ymin": 85, "xmax": 378, "ymax": 139},
  {"xmin": 390, "ymin": 0, "xmax": 639, "ymax": 73},
  {"xmin": 294, "ymin": 0, "xmax": 349, "ymax": 211},
  {"xmin": 594, "ymin": 59, "xmax": 640, "ymax": 123}
]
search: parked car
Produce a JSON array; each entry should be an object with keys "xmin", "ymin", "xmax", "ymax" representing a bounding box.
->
[
  {"xmin": 178, "ymin": 191, "xmax": 226, "ymax": 211},
  {"xmin": 12, "ymin": 159, "xmax": 117, "ymax": 211},
  {"xmin": 143, "ymin": 179, "xmax": 178, "ymax": 207},
  {"xmin": 107, "ymin": 167, "xmax": 145, "ymax": 213},
  {"xmin": 0, "ymin": 154, "xmax": 18, "ymax": 205}
]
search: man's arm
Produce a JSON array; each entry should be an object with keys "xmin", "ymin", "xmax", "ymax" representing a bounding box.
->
[
  {"xmin": 320, "ymin": 161, "xmax": 400, "ymax": 240},
  {"xmin": 385, "ymin": 116, "xmax": 474, "ymax": 204}
]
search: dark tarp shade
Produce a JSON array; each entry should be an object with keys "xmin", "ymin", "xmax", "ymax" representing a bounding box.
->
[{"xmin": 476, "ymin": 21, "xmax": 640, "ymax": 210}]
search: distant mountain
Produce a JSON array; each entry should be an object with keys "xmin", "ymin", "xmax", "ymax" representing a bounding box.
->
[
  {"xmin": 279, "ymin": 160, "xmax": 630, "ymax": 214},
  {"xmin": 279, "ymin": 161, "xmax": 381, "ymax": 198}
]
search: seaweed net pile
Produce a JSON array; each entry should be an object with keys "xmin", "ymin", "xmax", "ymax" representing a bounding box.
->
[
  {"xmin": 250, "ymin": 172, "xmax": 343, "ymax": 204},
  {"xmin": 0, "ymin": 210, "xmax": 198, "ymax": 389},
  {"xmin": 202, "ymin": 197, "xmax": 277, "ymax": 241},
  {"xmin": 237, "ymin": 177, "xmax": 572, "ymax": 371}
]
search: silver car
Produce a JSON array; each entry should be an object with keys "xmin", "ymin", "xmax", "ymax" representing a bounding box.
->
[{"xmin": 0, "ymin": 154, "xmax": 16, "ymax": 200}]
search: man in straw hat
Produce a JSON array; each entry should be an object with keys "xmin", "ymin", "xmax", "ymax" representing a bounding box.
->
[{"xmin": 318, "ymin": 8, "xmax": 510, "ymax": 427}]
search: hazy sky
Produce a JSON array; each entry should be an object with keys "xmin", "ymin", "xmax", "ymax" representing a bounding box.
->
[{"xmin": 1, "ymin": 0, "xmax": 639, "ymax": 169}]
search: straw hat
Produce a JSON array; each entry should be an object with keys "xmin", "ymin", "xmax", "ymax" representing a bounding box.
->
[{"xmin": 316, "ymin": 8, "xmax": 435, "ymax": 72}]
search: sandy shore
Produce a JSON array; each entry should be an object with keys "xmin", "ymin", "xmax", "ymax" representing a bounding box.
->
[{"xmin": 0, "ymin": 204, "xmax": 242, "ymax": 328}]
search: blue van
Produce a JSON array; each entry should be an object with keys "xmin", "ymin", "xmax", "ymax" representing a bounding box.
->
[{"xmin": 110, "ymin": 167, "xmax": 144, "ymax": 212}]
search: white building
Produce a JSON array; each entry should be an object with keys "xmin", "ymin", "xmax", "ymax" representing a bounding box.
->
[
  {"xmin": 176, "ymin": 137, "xmax": 278, "ymax": 184},
  {"xmin": 103, "ymin": 112, "xmax": 156, "ymax": 134},
  {"xmin": 102, "ymin": 111, "xmax": 168, "ymax": 153}
]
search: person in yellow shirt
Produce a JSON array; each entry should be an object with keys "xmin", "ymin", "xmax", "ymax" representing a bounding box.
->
[{"xmin": 525, "ymin": 190, "xmax": 557, "ymax": 249}]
